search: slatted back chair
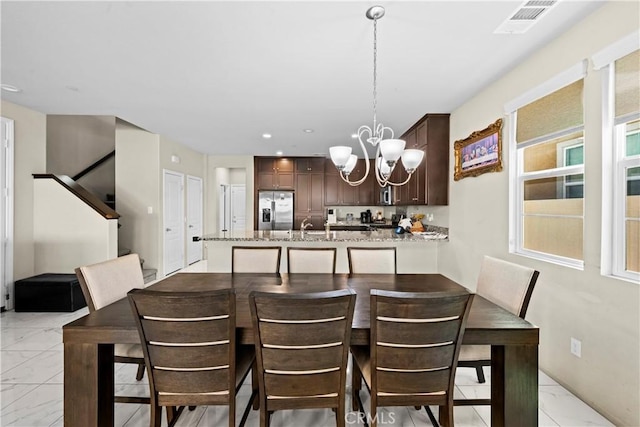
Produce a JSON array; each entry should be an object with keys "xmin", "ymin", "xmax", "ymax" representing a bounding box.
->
[
  {"xmin": 232, "ymin": 246, "xmax": 282, "ymax": 273},
  {"xmin": 128, "ymin": 288, "xmax": 256, "ymax": 427},
  {"xmin": 456, "ymin": 256, "xmax": 539, "ymax": 405},
  {"xmin": 351, "ymin": 290, "xmax": 474, "ymax": 427},
  {"xmin": 287, "ymin": 247, "xmax": 337, "ymax": 273},
  {"xmin": 75, "ymin": 254, "xmax": 148, "ymax": 404},
  {"xmin": 249, "ymin": 289, "xmax": 357, "ymax": 427},
  {"xmin": 347, "ymin": 247, "xmax": 397, "ymax": 274}
]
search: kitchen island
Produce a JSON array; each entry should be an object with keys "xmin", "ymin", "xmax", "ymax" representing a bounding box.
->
[{"xmin": 196, "ymin": 226, "xmax": 448, "ymax": 274}]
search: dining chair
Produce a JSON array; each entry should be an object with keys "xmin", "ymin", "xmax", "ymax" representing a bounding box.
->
[
  {"xmin": 347, "ymin": 247, "xmax": 397, "ymax": 274},
  {"xmin": 455, "ymin": 255, "xmax": 539, "ymax": 406},
  {"xmin": 287, "ymin": 247, "xmax": 337, "ymax": 273},
  {"xmin": 249, "ymin": 289, "xmax": 357, "ymax": 427},
  {"xmin": 232, "ymin": 246, "xmax": 282, "ymax": 273},
  {"xmin": 75, "ymin": 254, "xmax": 148, "ymax": 404},
  {"xmin": 128, "ymin": 288, "xmax": 257, "ymax": 427},
  {"xmin": 351, "ymin": 289, "xmax": 474, "ymax": 427}
]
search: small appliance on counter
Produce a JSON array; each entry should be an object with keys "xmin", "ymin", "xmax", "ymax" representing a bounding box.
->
[
  {"xmin": 346, "ymin": 213, "xmax": 354, "ymax": 222},
  {"xmin": 327, "ymin": 208, "xmax": 337, "ymax": 224},
  {"xmin": 360, "ymin": 210, "xmax": 372, "ymax": 223}
]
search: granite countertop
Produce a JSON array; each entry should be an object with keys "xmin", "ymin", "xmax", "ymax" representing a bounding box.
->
[{"xmin": 196, "ymin": 226, "xmax": 448, "ymax": 242}]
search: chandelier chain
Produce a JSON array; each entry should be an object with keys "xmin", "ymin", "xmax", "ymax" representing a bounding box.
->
[{"xmin": 372, "ymin": 16, "xmax": 378, "ymax": 136}]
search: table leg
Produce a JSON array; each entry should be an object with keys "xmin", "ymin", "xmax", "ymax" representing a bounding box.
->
[
  {"xmin": 491, "ymin": 344, "xmax": 538, "ymax": 427},
  {"xmin": 64, "ymin": 343, "xmax": 114, "ymax": 427}
]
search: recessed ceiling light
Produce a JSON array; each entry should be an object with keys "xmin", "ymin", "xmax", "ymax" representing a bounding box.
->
[
  {"xmin": 276, "ymin": 150, "xmax": 283, "ymax": 156},
  {"xmin": 1, "ymin": 84, "xmax": 21, "ymax": 93},
  {"xmin": 351, "ymin": 134, "xmax": 358, "ymax": 139},
  {"xmin": 303, "ymin": 129, "xmax": 314, "ymax": 133},
  {"xmin": 262, "ymin": 133, "xmax": 272, "ymax": 139}
]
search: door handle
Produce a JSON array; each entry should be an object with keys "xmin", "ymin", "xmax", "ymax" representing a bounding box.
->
[
  {"xmin": 166, "ymin": 228, "xmax": 171, "ymax": 232},
  {"xmin": 188, "ymin": 225, "xmax": 193, "ymax": 228}
]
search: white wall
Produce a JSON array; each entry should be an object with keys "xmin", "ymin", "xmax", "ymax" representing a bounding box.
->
[
  {"xmin": 206, "ymin": 156, "xmax": 254, "ymax": 237},
  {"xmin": 46, "ymin": 115, "xmax": 116, "ymax": 201},
  {"xmin": 115, "ymin": 119, "xmax": 160, "ymax": 274},
  {"xmin": 440, "ymin": 3, "xmax": 639, "ymax": 425},
  {"xmin": 33, "ymin": 179, "xmax": 117, "ymax": 273},
  {"xmin": 158, "ymin": 135, "xmax": 206, "ymax": 276},
  {"xmin": 0, "ymin": 101, "xmax": 46, "ymax": 284}
]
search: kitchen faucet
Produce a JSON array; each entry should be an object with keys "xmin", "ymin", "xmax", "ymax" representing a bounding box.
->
[{"xmin": 301, "ymin": 218, "xmax": 313, "ymax": 231}]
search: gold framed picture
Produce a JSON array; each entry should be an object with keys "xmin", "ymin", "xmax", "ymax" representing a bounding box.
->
[{"xmin": 454, "ymin": 118, "xmax": 503, "ymax": 181}]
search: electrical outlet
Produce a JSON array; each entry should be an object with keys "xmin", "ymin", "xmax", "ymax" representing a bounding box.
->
[{"xmin": 570, "ymin": 337, "xmax": 582, "ymax": 358}]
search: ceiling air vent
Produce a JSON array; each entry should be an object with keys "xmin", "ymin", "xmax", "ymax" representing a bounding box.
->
[{"xmin": 494, "ymin": 0, "xmax": 558, "ymax": 34}]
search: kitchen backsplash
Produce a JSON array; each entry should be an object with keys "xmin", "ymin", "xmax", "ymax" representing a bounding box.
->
[{"xmin": 325, "ymin": 205, "xmax": 449, "ymax": 227}]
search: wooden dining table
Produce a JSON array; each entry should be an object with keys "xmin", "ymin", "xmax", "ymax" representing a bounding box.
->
[{"xmin": 63, "ymin": 273, "xmax": 539, "ymax": 427}]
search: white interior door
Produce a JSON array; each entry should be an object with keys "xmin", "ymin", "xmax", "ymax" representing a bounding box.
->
[
  {"xmin": 186, "ymin": 175, "xmax": 203, "ymax": 265},
  {"xmin": 163, "ymin": 170, "xmax": 184, "ymax": 275},
  {"xmin": 230, "ymin": 185, "xmax": 246, "ymax": 233},
  {"xmin": 1, "ymin": 118, "xmax": 14, "ymax": 310}
]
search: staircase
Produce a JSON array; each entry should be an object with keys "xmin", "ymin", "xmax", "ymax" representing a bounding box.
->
[{"xmin": 118, "ymin": 248, "xmax": 157, "ymax": 284}]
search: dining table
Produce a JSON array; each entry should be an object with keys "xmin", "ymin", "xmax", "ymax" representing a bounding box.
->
[{"xmin": 62, "ymin": 272, "xmax": 539, "ymax": 427}]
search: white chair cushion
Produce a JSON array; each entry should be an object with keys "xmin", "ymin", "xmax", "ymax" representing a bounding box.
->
[
  {"xmin": 288, "ymin": 249, "xmax": 335, "ymax": 273},
  {"xmin": 233, "ymin": 248, "xmax": 280, "ymax": 273},
  {"xmin": 349, "ymin": 248, "xmax": 396, "ymax": 274},
  {"xmin": 80, "ymin": 254, "xmax": 145, "ymax": 310},
  {"xmin": 476, "ymin": 256, "xmax": 536, "ymax": 316},
  {"xmin": 115, "ymin": 343, "xmax": 144, "ymax": 359},
  {"xmin": 457, "ymin": 344, "xmax": 491, "ymax": 362}
]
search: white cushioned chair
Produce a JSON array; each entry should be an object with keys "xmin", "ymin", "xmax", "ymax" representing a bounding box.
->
[
  {"xmin": 456, "ymin": 255, "xmax": 539, "ymax": 406},
  {"xmin": 232, "ymin": 246, "xmax": 282, "ymax": 273},
  {"xmin": 347, "ymin": 247, "xmax": 396, "ymax": 275},
  {"xmin": 287, "ymin": 247, "xmax": 337, "ymax": 273},
  {"xmin": 75, "ymin": 254, "xmax": 149, "ymax": 404}
]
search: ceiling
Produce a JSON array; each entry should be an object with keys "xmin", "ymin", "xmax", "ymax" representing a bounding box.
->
[{"xmin": 1, "ymin": 1, "xmax": 604, "ymax": 157}]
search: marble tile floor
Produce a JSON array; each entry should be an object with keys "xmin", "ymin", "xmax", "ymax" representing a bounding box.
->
[{"xmin": 1, "ymin": 263, "xmax": 614, "ymax": 426}]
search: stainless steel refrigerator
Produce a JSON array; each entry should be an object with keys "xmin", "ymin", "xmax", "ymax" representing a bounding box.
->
[{"xmin": 258, "ymin": 191, "xmax": 294, "ymax": 230}]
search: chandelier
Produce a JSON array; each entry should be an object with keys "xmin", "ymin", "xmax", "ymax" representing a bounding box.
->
[{"xmin": 329, "ymin": 6, "xmax": 424, "ymax": 187}]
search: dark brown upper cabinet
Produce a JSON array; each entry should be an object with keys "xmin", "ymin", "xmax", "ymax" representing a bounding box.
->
[
  {"xmin": 398, "ymin": 113, "xmax": 449, "ymax": 205},
  {"xmin": 256, "ymin": 157, "xmax": 294, "ymax": 190}
]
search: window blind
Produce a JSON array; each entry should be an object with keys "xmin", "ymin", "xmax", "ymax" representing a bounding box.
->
[
  {"xmin": 615, "ymin": 49, "xmax": 640, "ymax": 119},
  {"xmin": 516, "ymin": 80, "xmax": 584, "ymax": 144}
]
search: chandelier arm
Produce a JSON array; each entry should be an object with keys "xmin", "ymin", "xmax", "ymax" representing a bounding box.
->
[
  {"xmin": 383, "ymin": 172, "xmax": 414, "ymax": 187},
  {"xmin": 339, "ymin": 127, "xmax": 372, "ymax": 186},
  {"xmin": 374, "ymin": 145, "xmax": 390, "ymax": 187}
]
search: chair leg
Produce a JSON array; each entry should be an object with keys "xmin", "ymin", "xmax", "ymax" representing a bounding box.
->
[
  {"xmin": 252, "ymin": 365, "xmax": 260, "ymax": 410},
  {"xmin": 439, "ymin": 404, "xmax": 453, "ymax": 427},
  {"xmin": 136, "ymin": 363, "xmax": 145, "ymax": 381},
  {"xmin": 240, "ymin": 388, "xmax": 258, "ymax": 427},
  {"xmin": 150, "ymin": 405, "xmax": 162, "ymax": 427},
  {"xmin": 475, "ymin": 365, "xmax": 486, "ymax": 383},
  {"xmin": 424, "ymin": 406, "xmax": 439, "ymax": 427},
  {"xmin": 337, "ymin": 399, "xmax": 346, "ymax": 427},
  {"xmin": 166, "ymin": 406, "xmax": 185, "ymax": 427},
  {"xmin": 352, "ymin": 363, "xmax": 362, "ymax": 412},
  {"xmin": 260, "ymin": 408, "xmax": 271, "ymax": 427}
]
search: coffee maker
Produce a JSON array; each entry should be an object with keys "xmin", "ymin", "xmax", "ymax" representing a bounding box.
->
[{"xmin": 360, "ymin": 210, "xmax": 372, "ymax": 224}]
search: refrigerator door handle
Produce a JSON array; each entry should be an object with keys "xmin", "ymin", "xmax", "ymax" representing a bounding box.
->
[{"xmin": 271, "ymin": 200, "xmax": 276, "ymax": 230}]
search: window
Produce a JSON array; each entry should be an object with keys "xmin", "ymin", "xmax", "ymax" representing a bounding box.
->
[
  {"xmin": 600, "ymin": 47, "xmax": 640, "ymax": 282},
  {"xmin": 561, "ymin": 141, "xmax": 584, "ymax": 199},
  {"xmin": 509, "ymin": 69, "xmax": 586, "ymax": 268}
]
